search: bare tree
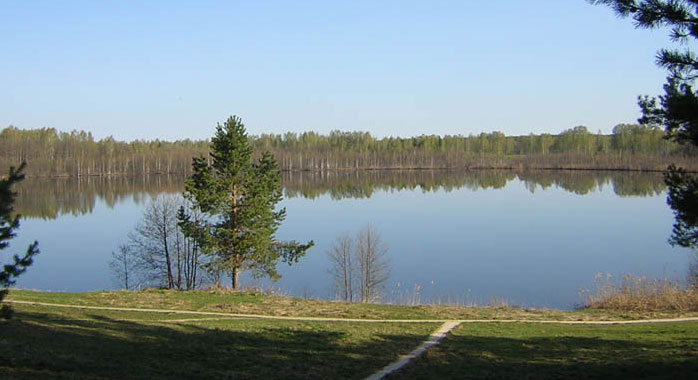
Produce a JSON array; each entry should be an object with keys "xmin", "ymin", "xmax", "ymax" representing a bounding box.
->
[
  {"xmin": 127, "ymin": 194, "xmax": 201, "ymax": 290},
  {"xmin": 109, "ymin": 244, "xmax": 137, "ymax": 290},
  {"xmin": 129, "ymin": 194, "xmax": 178, "ymax": 288},
  {"xmin": 355, "ymin": 225, "xmax": 390, "ymax": 303},
  {"xmin": 327, "ymin": 234, "xmax": 355, "ymax": 302}
]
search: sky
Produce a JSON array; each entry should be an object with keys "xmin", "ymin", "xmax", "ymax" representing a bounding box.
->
[{"xmin": 0, "ymin": 0, "xmax": 677, "ymax": 141}]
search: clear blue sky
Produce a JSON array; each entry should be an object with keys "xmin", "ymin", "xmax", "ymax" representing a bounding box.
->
[{"xmin": 0, "ymin": 0, "xmax": 674, "ymax": 141}]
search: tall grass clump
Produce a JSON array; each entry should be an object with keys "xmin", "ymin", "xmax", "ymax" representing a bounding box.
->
[{"xmin": 582, "ymin": 273, "xmax": 698, "ymax": 312}]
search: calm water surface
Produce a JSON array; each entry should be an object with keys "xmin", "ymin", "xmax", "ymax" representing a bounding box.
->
[{"xmin": 10, "ymin": 170, "xmax": 692, "ymax": 310}]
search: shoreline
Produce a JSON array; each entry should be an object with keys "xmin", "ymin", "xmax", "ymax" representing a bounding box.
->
[{"xmin": 9, "ymin": 165, "xmax": 696, "ymax": 179}]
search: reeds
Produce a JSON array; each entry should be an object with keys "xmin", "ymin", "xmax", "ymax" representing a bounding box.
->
[{"xmin": 582, "ymin": 273, "xmax": 698, "ymax": 312}]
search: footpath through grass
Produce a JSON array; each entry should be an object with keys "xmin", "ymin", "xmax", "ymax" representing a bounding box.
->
[
  {"xmin": 390, "ymin": 322, "xmax": 698, "ymax": 379},
  {"xmin": 8, "ymin": 289, "xmax": 698, "ymax": 321},
  {"xmin": 0, "ymin": 303, "xmax": 436, "ymax": 380},
  {"xmin": 4, "ymin": 290, "xmax": 698, "ymax": 379}
]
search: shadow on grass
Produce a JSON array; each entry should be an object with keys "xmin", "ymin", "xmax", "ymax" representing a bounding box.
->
[
  {"xmin": 391, "ymin": 332, "xmax": 698, "ymax": 379},
  {"xmin": 0, "ymin": 310, "xmax": 427, "ymax": 380}
]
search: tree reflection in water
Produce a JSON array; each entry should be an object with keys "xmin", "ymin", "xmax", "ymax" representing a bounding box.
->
[{"xmin": 14, "ymin": 170, "xmax": 668, "ymax": 220}]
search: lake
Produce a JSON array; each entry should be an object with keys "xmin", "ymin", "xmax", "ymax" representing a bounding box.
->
[{"xmin": 9, "ymin": 170, "xmax": 693, "ymax": 310}]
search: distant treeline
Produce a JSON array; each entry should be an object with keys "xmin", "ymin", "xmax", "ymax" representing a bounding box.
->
[
  {"xmin": 0, "ymin": 127, "xmax": 208, "ymax": 177},
  {"xmin": 15, "ymin": 170, "xmax": 666, "ymax": 220},
  {"xmin": 1, "ymin": 124, "xmax": 697, "ymax": 176}
]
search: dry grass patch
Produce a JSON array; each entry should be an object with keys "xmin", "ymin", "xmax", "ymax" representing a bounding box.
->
[{"xmin": 583, "ymin": 274, "xmax": 698, "ymax": 313}]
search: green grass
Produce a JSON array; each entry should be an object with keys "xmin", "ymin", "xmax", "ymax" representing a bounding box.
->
[
  {"xmin": 390, "ymin": 322, "xmax": 698, "ymax": 379},
  {"xmin": 0, "ymin": 303, "xmax": 437, "ymax": 380},
  {"xmin": 4, "ymin": 290, "xmax": 698, "ymax": 379},
  {"xmin": 9, "ymin": 289, "xmax": 696, "ymax": 321}
]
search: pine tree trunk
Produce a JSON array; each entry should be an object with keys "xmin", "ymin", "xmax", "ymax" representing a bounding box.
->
[{"xmin": 232, "ymin": 266, "xmax": 240, "ymax": 290}]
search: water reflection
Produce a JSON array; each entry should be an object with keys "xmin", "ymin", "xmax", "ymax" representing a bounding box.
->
[
  {"xmin": 16, "ymin": 170, "xmax": 666, "ymax": 220},
  {"xmin": 287, "ymin": 170, "xmax": 665, "ymax": 199},
  {"xmin": 13, "ymin": 169, "xmax": 689, "ymax": 309},
  {"xmin": 16, "ymin": 175, "xmax": 186, "ymax": 220}
]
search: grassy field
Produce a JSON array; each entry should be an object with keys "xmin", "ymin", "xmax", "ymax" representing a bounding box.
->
[
  {"xmin": 3, "ymin": 290, "xmax": 698, "ymax": 379},
  {"xmin": 0, "ymin": 303, "xmax": 436, "ymax": 379},
  {"xmin": 7, "ymin": 289, "xmax": 698, "ymax": 321},
  {"xmin": 390, "ymin": 322, "xmax": 698, "ymax": 379}
]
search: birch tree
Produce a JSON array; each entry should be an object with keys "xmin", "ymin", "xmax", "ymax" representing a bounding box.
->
[
  {"xmin": 327, "ymin": 234, "xmax": 355, "ymax": 302},
  {"xmin": 355, "ymin": 225, "xmax": 390, "ymax": 303}
]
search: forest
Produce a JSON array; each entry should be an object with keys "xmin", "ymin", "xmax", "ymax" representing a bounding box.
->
[{"xmin": 1, "ymin": 124, "xmax": 696, "ymax": 177}]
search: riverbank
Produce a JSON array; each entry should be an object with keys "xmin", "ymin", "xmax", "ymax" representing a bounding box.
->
[
  {"xmin": 2, "ymin": 290, "xmax": 698, "ymax": 379},
  {"xmin": 5, "ymin": 289, "xmax": 698, "ymax": 321}
]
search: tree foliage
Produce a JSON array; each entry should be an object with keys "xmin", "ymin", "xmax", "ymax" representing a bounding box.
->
[
  {"xmin": 0, "ymin": 162, "xmax": 39, "ymax": 318},
  {"xmin": 591, "ymin": 0, "xmax": 698, "ymax": 249},
  {"xmin": 2, "ymin": 123, "xmax": 694, "ymax": 176},
  {"xmin": 179, "ymin": 116, "xmax": 313, "ymax": 290},
  {"xmin": 0, "ymin": 126, "xmax": 209, "ymax": 177},
  {"xmin": 591, "ymin": 0, "xmax": 698, "ymax": 145}
]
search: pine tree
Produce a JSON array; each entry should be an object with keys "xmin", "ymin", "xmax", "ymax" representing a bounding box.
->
[
  {"xmin": 591, "ymin": 0, "xmax": 698, "ymax": 248},
  {"xmin": 1, "ymin": 162, "xmax": 39, "ymax": 319},
  {"xmin": 179, "ymin": 116, "xmax": 313, "ymax": 290}
]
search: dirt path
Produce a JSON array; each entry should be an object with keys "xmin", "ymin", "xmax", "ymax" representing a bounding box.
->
[
  {"xmin": 4, "ymin": 300, "xmax": 446, "ymax": 323},
  {"xmin": 365, "ymin": 321, "xmax": 461, "ymax": 380},
  {"xmin": 8, "ymin": 299, "xmax": 698, "ymax": 324},
  {"xmin": 7, "ymin": 299, "xmax": 698, "ymax": 380}
]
